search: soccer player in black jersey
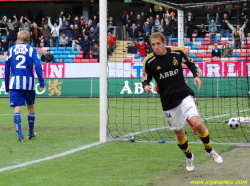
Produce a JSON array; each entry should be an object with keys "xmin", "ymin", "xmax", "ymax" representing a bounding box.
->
[{"xmin": 142, "ymin": 32, "xmax": 223, "ymax": 171}]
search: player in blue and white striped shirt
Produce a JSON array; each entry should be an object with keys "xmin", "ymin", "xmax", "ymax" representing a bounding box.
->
[{"xmin": 5, "ymin": 30, "xmax": 45, "ymax": 142}]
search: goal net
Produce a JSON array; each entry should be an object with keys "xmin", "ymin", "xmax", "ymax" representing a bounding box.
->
[{"xmin": 106, "ymin": 0, "xmax": 250, "ymax": 143}]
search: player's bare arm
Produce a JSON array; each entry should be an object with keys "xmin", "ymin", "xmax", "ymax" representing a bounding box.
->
[{"xmin": 194, "ymin": 76, "xmax": 202, "ymax": 91}]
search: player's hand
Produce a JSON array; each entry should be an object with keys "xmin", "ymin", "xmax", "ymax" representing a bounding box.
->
[
  {"xmin": 194, "ymin": 98, "xmax": 199, "ymax": 106},
  {"xmin": 40, "ymin": 86, "xmax": 46, "ymax": 91},
  {"xmin": 144, "ymin": 85, "xmax": 152, "ymax": 94},
  {"xmin": 6, "ymin": 92, "xmax": 9, "ymax": 94},
  {"xmin": 194, "ymin": 77, "xmax": 202, "ymax": 91}
]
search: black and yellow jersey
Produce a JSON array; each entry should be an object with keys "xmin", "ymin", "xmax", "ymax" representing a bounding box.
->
[{"xmin": 142, "ymin": 47, "xmax": 199, "ymax": 111}]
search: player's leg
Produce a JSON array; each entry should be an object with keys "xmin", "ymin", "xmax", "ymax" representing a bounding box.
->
[
  {"xmin": 10, "ymin": 90, "xmax": 26, "ymax": 142},
  {"xmin": 165, "ymin": 105, "xmax": 194, "ymax": 171},
  {"xmin": 186, "ymin": 98, "xmax": 223, "ymax": 164},
  {"xmin": 175, "ymin": 128, "xmax": 194, "ymax": 171},
  {"xmin": 27, "ymin": 104, "xmax": 36, "ymax": 139},
  {"xmin": 25, "ymin": 90, "xmax": 36, "ymax": 139}
]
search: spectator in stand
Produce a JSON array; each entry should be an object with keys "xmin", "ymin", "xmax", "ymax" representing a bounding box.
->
[
  {"xmin": 172, "ymin": 17, "xmax": 178, "ymax": 38},
  {"xmin": 79, "ymin": 16, "xmax": 86, "ymax": 30},
  {"xmin": 212, "ymin": 43, "xmax": 221, "ymax": 58},
  {"xmin": 150, "ymin": 7, "xmax": 163, "ymax": 33},
  {"xmin": 85, "ymin": 19, "xmax": 93, "ymax": 33},
  {"xmin": 60, "ymin": 33, "xmax": 69, "ymax": 47},
  {"xmin": 121, "ymin": 9, "xmax": 128, "ymax": 40},
  {"xmin": 226, "ymin": 20, "xmax": 248, "ymax": 49},
  {"xmin": 0, "ymin": 36, "xmax": 8, "ymax": 55},
  {"xmin": 67, "ymin": 24, "xmax": 74, "ymax": 47},
  {"xmin": 62, "ymin": 8, "xmax": 72, "ymax": 18},
  {"xmin": 2, "ymin": 16, "xmax": 18, "ymax": 31},
  {"xmin": 162, "ymin": 21, "xmax": 172, "ymax": 46},
  {"xmin": 80, "ymin": 28, "xmax": 87, "ymax": 40},
  {"xmin": 107, "ymin": 32, "xmax": 114, "ymax": 52},
  {"xmin": 45, "ymin": 49, "xmax": 54, "ymax": 63},
  {"xmin": 126, "ymin": 23, "xmax": 139, "ymax": 43},
  {"xmin": 60, "ymin": 16, "xmax": 69, "ymax": 35},
  {"xmin": 135, "ymin": 40, "xmax": 147, "ymax": 63},
  {"xmin": 197, "ymin": 24, "xmax": 208, "ymax": 38},
  {"xmin": 36, "ymin": 10, "xmax": 44, "ymax": 27},
  {"xmin": 60, "ymin": 58, "xmax": 64, "ymax": 63},
  {"xmin": 134, "ymin": 14, "xmax": 144, "ymax": 31},
  {"xmin": 219, "ymin": 10, "xmax": 231, "ymax": 38},
  {"xmin": 38, "ymin": 49, "xmax": 46, "ymax": 62},
  {"xmin": 87, "ymin": 26, "xmax": 97, "ymax": 50},
  {"xmin": 92, "ymin": 43, "xmax": 99, "ymax": 60},
  {"xmin": 71, "ymin": 24, "xmax": 81, "ymax": 51},
  {"xmin": 162, "ymin": 10, "xmax": 170, "ymax": 24},
  {"xmin": 0, "ymin": 19, "xmax": 7, "ymax": 35},
  {"xmin": 238, "ymin": 13, "xmax": 250, "ymax": 37},
  {"xmin": 127, "ymin": 40, "xmax": 137, "ymax": 54},
  {"xmin": 78, "ymin": 36, "xmax": 91, "ymax": 59},
  {"xmin": 31, "ymin": 23, "xmax": 41, "ymax": 47},
  {"xmin": 8, "ymin": 26, "xmax": 18, "ymax": 48},
  {"xmin": 107, "ymin": 16, "xmax": 116, "ymax": 34},
  {"xmin": 42, "ymin": 18, "xmax": 51, "ymax": 47},
  {"xmin": 185, "ymin": 12, "xmax": 197, "ymax": 40},
  {"xmin": 142, "ymin": 19, "xmax": 153, "ymax": 43},
  {"xmin": 20, "ymin": 16, "xmax": 31, "ymax": 33},
  {"xmin": 207, "ymin": 13, "xmax": 219, "ymax": 45},
  {"xmin": 48, "ymin": 12, "xmax": 63, "ymax": 47},
  {"xmin": 221, "ymin": 43, "xmax": 233, "ymax": 58}
]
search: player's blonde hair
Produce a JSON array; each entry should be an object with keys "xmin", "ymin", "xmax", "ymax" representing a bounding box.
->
[
  {"xmin": 18, "ymin": 30, "xmax": 30, "ymax": 43},
  {"xmin": 149, "ymin": 32, "xmax": 166, "ymax": 44}
]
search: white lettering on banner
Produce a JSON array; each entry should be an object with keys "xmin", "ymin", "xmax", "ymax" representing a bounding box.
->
[
  {"xmin": 120, "ymin": 81, "xmax": 132, "ymax": 94},
  {"xmin": 0, "ymin": 65, "xmax": 4, "ymax": 78},
  {"xmin": 35, "ymin": 83, "xmax": 46, "ymax": 95},
  {"xmin": 121, "ymin": 81, "xmax": 157, "ymax": 94},
  {"xmin": 0, "ymin": 81, "xmax": 8, "ymax": 94},
  {"xmin": 247, "ymin": 63, "xmax": 250, "ymax": 76},
  {"xmin": 207, "ymin": 64, "xmax": 221, "ymax": 77},
  {"xmin": 227, "ymin": 63, "xmax": 238, "ymax": 77},
  {"xmin": 49, "ymin": 65, "xmax": 64, "ymax": 78},
  {"xmin": 134, "ymin": 83, "xmax": 144, "ymax": 94}
]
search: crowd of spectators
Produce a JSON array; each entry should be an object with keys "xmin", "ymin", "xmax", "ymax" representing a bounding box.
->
[
  {"xmin": 0, "ymin": 8, "xmax": 105, "ymax": 62},
  {"xmin": 0, "ymin": 5, "xmax": 250, "ymax": 62},
  {"xmin": 124, "ymin": 6, "xmax": 250, "ymax": 59}
]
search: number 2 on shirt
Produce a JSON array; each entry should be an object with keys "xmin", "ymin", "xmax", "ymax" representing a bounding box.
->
[{"xmin": 16, "ymin": 55, "xmax": 26, "ymax": 69}]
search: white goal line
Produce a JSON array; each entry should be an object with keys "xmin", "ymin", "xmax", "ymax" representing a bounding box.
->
[{"xmin": 0, "ymin": 142, "xmax": 103, "ymax": 173}]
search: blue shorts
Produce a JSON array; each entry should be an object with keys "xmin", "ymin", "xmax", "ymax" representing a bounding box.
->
[{"xmin": 9, "ymin": 90, "xmax": 36, "ymax": 107}]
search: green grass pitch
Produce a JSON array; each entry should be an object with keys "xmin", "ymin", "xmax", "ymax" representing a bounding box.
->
[{"xmin": 0, "ymin": 98, "xmax": 240, "ymax": 185}]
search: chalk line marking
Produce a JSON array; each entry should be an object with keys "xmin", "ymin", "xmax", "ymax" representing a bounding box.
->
[{"xmin": 0, "ymin": 142, "xmax": 103, "ymax": 173}]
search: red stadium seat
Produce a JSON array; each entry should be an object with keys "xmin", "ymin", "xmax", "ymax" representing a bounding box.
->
[
  {"xmin": 72, "ymin": 59, "xmax": 81, "ymax": 63},
  {"xmin": 196, "ymin": 54, "xmax": 205, "ymax": 58},
  {"xmin": 218, "ymin": 41, "xmax": 228, "ymax": 45},
  {"xmin": 200, "ymin": 46, "xmax": 208, "ymax": 50},
  {"xmin": 238, "ymin": 57, "xmax": 247, "ymax": 61},
  {"xmin": 211, "ymin": 58, "xmax": 221, "ymax": 62},
  {"xmin": 204, "ymin": 54, "xmax": 212, "ymax": 58},
  {"xmin": 124, "ymin": 58, "xmax": 132, "ymax": 62},
  {"xmin": 204, "ymin": 38, "xmax": 209, "ymax": 41},
  {"xmin": 240, "ymin": 53, "xmax": 248, "ymax": 57},
  {"xmin": 89, "ymin": 59, "xmax": 98, "ymax": 63},
  {"xmin": 79, "ymin": 51, "xmax": 83, "ymax": 55},
  {"xmin": 75, "ymin": 55, "xmax": 83, "ymax": 59},
  {"xmin": 80, "ymin": 59, "xmax": 90, "ymax": 63},
  {"xmin": 202, "ymin": 41, "xmax": 209, "ymax": 45}
]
